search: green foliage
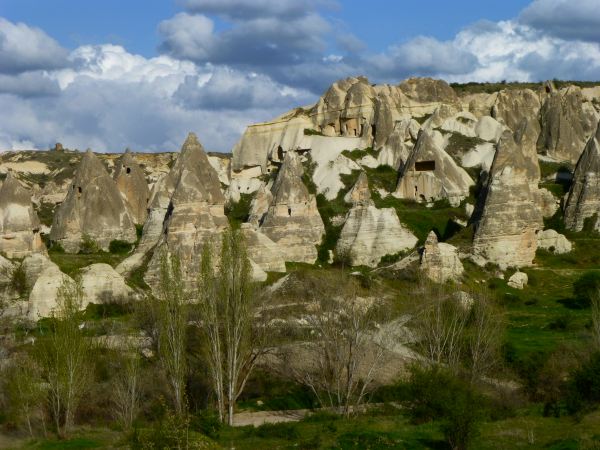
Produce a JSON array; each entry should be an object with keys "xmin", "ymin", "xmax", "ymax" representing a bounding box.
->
[
  {"xmin": 109, "ymin": 239, "xmax": 133, "ymax": 254},
  {"xmin": 363, "ymin": 164, "xmax": 398, "ymax": 193},
  {"xmin": 135, "ymin": 223, "xmax": 144, "ymax": 240},
  {"xmin": 243, "ymin": 421, "xmax": 300, "ymax": 440},
  {"xmin": 304, "ymin": 128, "xmax": 324, "ymax": 136},
  {"xmin": 11, "ymin": 263, "xmax": 29, "ymax": 298},
  {"xmin": 341, "ymin": 147, "xmax": 378, "ymax": 162},
  {"xmin": 36, "ymin": 202, "xmax": 56, "ymax": 227},
  {"xmin": 402, "ymin": 366, "xmax": 486, "ymax": 450},
  {"xmin": 572, "ymin": 271, "xmax": 600, "ymax": 309},
  {"xmin": 444, "ymin": 133, "xmax": 486, "ymax": 162},
  {"xmin": 126, "ymin": 248, "xmax": 153, "ymax": 291},
  {"xmin": 225, "ymin": 193, "xmax": 254, "ymax": 228},
  {"xmin": 539, "ymin": 161, "xmax": 573, "ymax": 180},
  {"xmin": 566, "ymin": 352, "xmax": 600, "ymax": 414},
  {"xmin": 315, "ymin": 192, "xmax": 350, "ymax": 264},
  {"xmin": 79, "ymin": 233, "xmax": 100, "ymax": 254}
]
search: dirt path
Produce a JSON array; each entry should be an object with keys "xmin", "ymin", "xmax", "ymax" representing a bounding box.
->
[{"xmin": 233, "ymin": 408, "xmax": 312, "ymax": 427}]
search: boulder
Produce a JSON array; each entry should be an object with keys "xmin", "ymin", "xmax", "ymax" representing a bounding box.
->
[
  {"xmin": 475, "ymin": 116, "xmax": 505, "ymax": 142},
  {"xmin": 113, "ymin": 149, "xmax": 150, "ymax": 225},
  {"xmin": 564, "ymin": 122, "xmax": 600, "ymax": 231},
  {"xmin": 80, "ymin": 263, "xmax": 134, "ymax": 304},
  {"xmin": 28, "ymin": 265, "xmax": 75, "ymax": 320},
  {"xmin": 336, "ymin": 174, "xmax": 417, "ymax": 267},
  {"xmin": 0, "ymin": 173, "xmax": 45, "ymax": 258},
  {"xmin": 508, "ymin": 271, "xmax": 528, "ymax": 289},
  {"xmin": 472, "ymin": 130, "xmax": 543, "ymax": 268},
  {"xmin": 420, "ymin": 231, "xmax": 464, "ymax": 283},
  {"xmin": 395, "ymin": 129, "xmax": 474, "ymax": 206},
  {"xmin": 259, "ymin": 151, "xmax": 324, "ymax": 263},
  {"xmin": 240, "ymin": 223, "xmax": 286, "ymax": 273},
  {"xmin": 21, "ymin": 253, "xmax": 57, "ymax": 285},
  {"xmin": 50, "ymin": 150, "xmax": 137, "ymax": 252},
  {"xmin": 536, "ymin": 229, "xmax": 572, "ymax": 254}
]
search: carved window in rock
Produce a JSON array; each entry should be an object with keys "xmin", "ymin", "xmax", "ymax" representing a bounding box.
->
[
  {"xmin": 414, "ymin": 160, "xmax": 435, "ymax": 171},
  {"xmin": 288, "ymin": 208, "xmax": 292, "ymax": 216},
  {"xmin": 126, "ymin": 167, "xmax": 131, "ymax": 174},
  {"xmin": 277, "ymin": 146, "xmax": 284, "ymax": 161}
]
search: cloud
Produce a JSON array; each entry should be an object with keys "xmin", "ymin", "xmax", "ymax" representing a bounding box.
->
[
  {"xmin": 0, "ymin": 72, "xmax": 61, "ymax": 97},
  {"xmin": 520, "ymin": 0, "xmax": 600, "ymax": 42},
  {"xmin": 182, "ymin": 0, "xmax": 336, "ymax": 20},
  {"xmin": 0, "ymin": 17, "xmax": 68, "ymax": 74}
]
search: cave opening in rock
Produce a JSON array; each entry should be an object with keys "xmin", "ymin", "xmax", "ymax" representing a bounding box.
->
[
  {"xmin": 415, "ymin": 160, "xmax": 435, "ymax": 171},
  {"xmin": 126, "ymin": 167, "xmax": 131, "ymax": 174}
]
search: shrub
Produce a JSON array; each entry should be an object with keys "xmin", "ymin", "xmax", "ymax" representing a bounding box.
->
[
  {"xmin": 566, "ymin": 352, "xmax": 600, "ymax": 414},
  {"xmin": 573, "ymin": 271, "xmax": 600, "ymax": 309},
  {"xmin": 109, "ymin": 239, "xmax": 133, "ymax": 254},
  {"xmin": 11, "ymin": 264, "xmax": 28, "ymax": 298},
  {"xmin": 79, "ymin": 233, "xmax": 100, "ymax": 254}
]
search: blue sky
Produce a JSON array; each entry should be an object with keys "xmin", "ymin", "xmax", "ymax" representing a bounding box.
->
[{"xmin": 0, "ymin": 0, "xmax": 600, "ymax": 152}]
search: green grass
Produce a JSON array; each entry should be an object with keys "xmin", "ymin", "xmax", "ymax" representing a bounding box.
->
[
  {"xmin": 304, "ymin": 128, "xmax": 324, "ymax": 136},
  {"xmin": 48, "ymin": 250, "xmax": 128, "ymax": 276},
  {"xmin": 444, "ymin": 133, "xmax": 486, "ymax": 162},
  {"xmin": 341, "ymin": 147, "xmax": 378, "ymax": 162}
]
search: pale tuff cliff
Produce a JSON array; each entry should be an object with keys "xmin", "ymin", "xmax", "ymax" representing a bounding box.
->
[
  {"xmin": 50, "ymin": 150, "xmax": 137, "ymax": 252},
  {"xmin": 113, "ymin": 149, "xmax": 150, "ymax": 225},
  {"xmin": 0, "ymin": 173, "xmax": 44, "ymax": 258}
]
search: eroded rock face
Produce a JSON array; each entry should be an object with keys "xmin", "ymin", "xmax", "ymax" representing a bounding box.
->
[
  {"xmin": 50, "ymin": 150, "xmax": 137, "ymax": 252},
  {"xmin": 473, "ymin": 130, "xmax": 543, "ymax": 268},
  {"xmin": 564, "ymin": 122, "xmax": 600, "ymax": 231},
  {"xmin": 240, "ymin": 223, "xmax": 286, "ymax": 273},
  {"xmin": 145, "ymin": 133, "xmax": 229, "ymax": 286},
  {"xmin": 538, "ymin": 87, "xmax": 598, "ymax": 163},
  {"xmin": 395, "ymin": 130, "xmax": 474, "ymax": 206},
  {"xmin": 508, "ymin": 271, "xmax": 528, "ymax": 289},
  {"xmin": 259, "ymin": 151, "xmax": 324, "ymax": 263},
  {"xmin": 81, "ymin": 263, "xmax": 134, "ymax": 304},
  {"xmin": 28, "ymin": 265, "xmax": 74, "ymax": 320},
  {"xmin": 336, "ymin": 173, "xmax": 417, "ymax": 267},
  {"xmin": 492, "ymin": 89, "xmax": 541, "ymax": 152},
  {"xmin": 0, "ymin": 173, "xmax": 44, "ymax": 258},
  {"xmin": 420, "ymin": 231, "xmax": 464, "ymax": 283},
  {"xmin": 114, "ymin": 150, "xmax": 150, "ymax": 225}
]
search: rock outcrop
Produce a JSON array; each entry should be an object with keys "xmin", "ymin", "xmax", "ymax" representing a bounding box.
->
[
  {"xmin": 537, "ymin": 229, "xmax": 572, "ymax": 254},
  {"xmin": 28, "ymin": 265, "xmax": 74, "ymax": 320},
  {"xmin": 395, "ymin": 130, "xmax": 474, "ymax": 206},
  {"xmin": 241, "ymin": 223, "xmax": 286, "ymax": 273},
  {"xmin": 564, "ymin": 122, "xmax": 600, "ymax": 231},
  {"xmin": 420, "ymin": 231, "xmax": 464, "ymax": 283},
  {"xmin": 145, "ymin": 133, "xmax": 229, "ymax": 285},
  {"xmin": 50, "ymin": 150, "xmax": 137, "ymax": 252},
  {"xmin": 259, "ymin": 151, "xmax": 324, "ymax": 263},
  {"xmin": 81, "ymin": 263, "xmax": 134, "ymax": 304},
  {"xmin": 508, "ymin": 271, "xmax": 528, "ymax": 289},
  {"xmin": 472, "ymin": 130, "xmax": 543, "ymax": 267},
  {"xmin": 0, "ymin": 173, "xmax": 44, "ymax": 258},
  {"xmin": 538, "ymin": 87, "xmax": 598, "ymax": 163},
  {"xmin": 114, "ymin": 150, "xmax": 150, "ymax": 225},
  {"xmin": 336, "ymin": 173, "xmax": 417, "ymax": 267}
]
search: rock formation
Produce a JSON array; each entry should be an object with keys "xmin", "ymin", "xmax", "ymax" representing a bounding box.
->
[
  {"xmin": 537, "ymin": 229, "xmax": 572, "ymax": 254},
  {"xmin": 259, "ymin": 151, "xmax": 324, "ymax": 263},
  {"xmin": 0, "ymin": 173, "xmax": 45, "ymax": 258},
  {"xmin": 50, "ymin": 150, "xmax": 137, "ymax": 252},
  {"xmin": 145, "ymin": 133, "xmax": 229, "ymax": 285},
  {"xmin": 28, "ymin": 265, "xmax": 74, "ymax": 320},
  {"xmin": 508, "ymin": 271, "xmax": 528, "ymax": 289},
  {"xmin": 564, "ymin": 122, "xmax": 600, "ymax": 231},
  {"xmin": 81, "ymin": 263, "xmax": 134, "ymax": 304},
  {"xmin": 240, "ymin": 223, "xmax": 286, "ymax": 273},
  {"xmin": 472, "ymin": 130, "xmax": 543, "ymax": 267},
  {"xmin": 420, "ymin": 231, "xmax": 464, "ymax": 283},
  {"xmin": 114, "ymin": 149, "xmax": 150, "ymax": 225},
  {"xmin": 492, "ymin": 89, "xmax": 541, "ymax": 153},
  {"xmin": 538, "ymin": 86, "xmax": 598, "ymax": 163},
  {"xmin": 395, "ymin": 130, "xmax": 474, "ymax": 206},
  {"xmin": 336, "ymin": 173, "xmax": 417, "ymax": 267}
]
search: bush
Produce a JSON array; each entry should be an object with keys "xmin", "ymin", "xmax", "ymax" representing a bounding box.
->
[
  {"xmin": 79, "ymin": 233, "xmax": 100, "ymax": 254},
  {"xmin": 402, "ymin": 366, "xmax": 485, "ymax": 450},
  {"xmin": 572, "ymin": 271, "xmax": 600, "ymax": 309},
  {"xmin": 109, "ymin": 239, "xmax": 133, "ymax": 254},
  {"xmin": 11, "ymin": 264, "xmax": 28, "ymax": 298},
  {"xmin": 566, "ymin": 352, "xmax": 600, "ymax": 414}
]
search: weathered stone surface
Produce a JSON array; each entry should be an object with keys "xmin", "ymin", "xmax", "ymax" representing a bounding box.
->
[
  {"xmin": 240, "ymin": 223, "xmax": 286, "ymax": 273},
  {"xmin": 114, "ymin": 149, "xmax": 150, "ymax": 225},
  {"xmin": 475, "ymin": 116, "xmax": 505, "ymax": 142},
  {"xmin": 50, "ymin": 150, "xmax": 137, "ymax": 252},
  {"xmin": 28, "ymin": 265, "xmax": 74, "ymax": 320},
  {"xmin": 564, "ymin": 122, "xmax": 600, "ymax": 231},
  {"xmin": 537, "ymin": 229, "xmax": 572, "ymax": 254},
  {"xmin": 21, "ymin": 253, "xmax": 56, "ymax": 285},
  {"xmin": 395, "ymin": 130, "xmax": 474, "ymax": 206},
  {"xmin": 247, "ymin": 184, "xmax": 273, "ymax": 227},
  {"xmin": 80, "ymin": 263, "xmax": 134, "ymax": 304},
  {"xmin": 259, "ymin": 151, "xmax": 324, "ymax": 263},
  {"xmin": 473, "ymin": 130, "xmax": 543, "ymax": 267},
  {"xmin": 538, "ymin": 86, "xmax": 598, "ymax": 163},
  {"xmin": 336, "ymin": 174, "xmax": 417, "ymax": 267},
  {"xmin": 145, "ymin": 133, "xmax": 229, "ymax": 286},
  {"xmin": 420, "ymin": 231, "xmax": 464, "ymax": 283},
  {"xmin": 508, "ymin": 271, "xmax": 528, "ymax": 289},
  {"xmin": 0, "ymin": 173, "xmax": 44, "ymax": 258}
]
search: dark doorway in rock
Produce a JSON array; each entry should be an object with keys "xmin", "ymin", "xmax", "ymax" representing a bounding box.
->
[
  {"xmin": 277, "ymin": 146, "xmax": 284, "ymax": 161},
  {"xmin": 288, "ymin": 208, "xmax": 292, "ymax": 216},
  {"xmin": 415, "ymin": 160, "xmax": 435, "ymax": 171},
  {"xmin": 126, "ymin": 167, "xmax": 131, "ymax": 174},
  {"xmin": 78, "ymin": 186, "xmax": 82, "ymax": 194}
]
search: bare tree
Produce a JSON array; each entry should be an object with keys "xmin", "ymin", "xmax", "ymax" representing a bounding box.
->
[
  {"xmin": 112, "ymin": 344, "xmax": 142, "ymax": 430},
  {"xmin": 152, "ymin": 248, "xmax": 188, "ymax": 416},
  {"xmin": 412, "ymin": 283, "xmax": 468, "ymax": 371},
  {"xmin": 35, "ymin": 278, "xmax": 93, "ymax": 438},
  {"xmin": 465, "ymin": 290, "xmax": 505, "ymax": 381},
  {"xmin": 195, "ymin": 229, "xmax": 265, "ymax": 425},
  {"xmin": 298, "ymin": 291, "xmax": 388, "ymax": 418}
]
